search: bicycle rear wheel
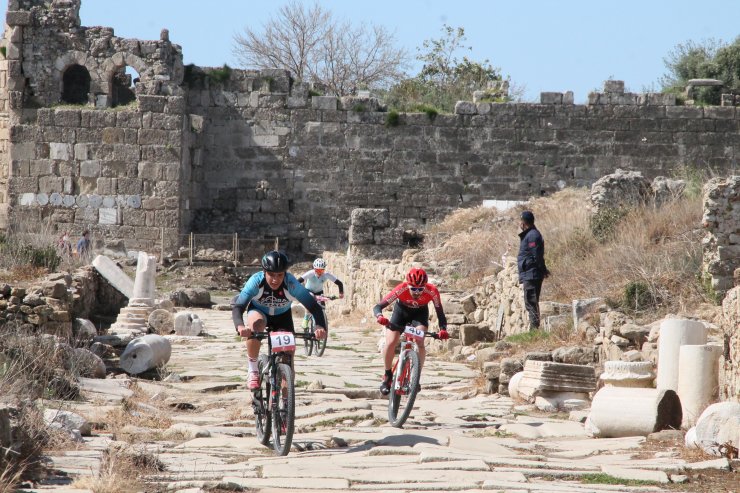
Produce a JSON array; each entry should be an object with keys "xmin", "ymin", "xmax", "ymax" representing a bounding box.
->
[
  {"xmin": 254, "ymin": 355, "xmax": 271, "ymax": 446},
  {"xmin": 315, "ymin": 313, "xmax": 328, "ymax": 357},
  {"xmin": 271, "ymin": 362, "xmax": 295, "ymax": 456},
  {"xmin": 387, "ymin": 350, "xmax": 420, "ymax": 428},
  {"xmin": 303, "ymin": 317, "xmax": 314, "ymax": 356}
]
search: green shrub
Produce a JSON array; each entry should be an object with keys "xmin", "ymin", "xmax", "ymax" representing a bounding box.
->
[
  {"xmin": 0, "ymin": 46, "xmax": 6, "ymax": 59},
  {"xmin": 308, "ymin": 89, "xmax": 322, "ymax": 97},
  {"xmin": 385, "ymin": 110, "xmax": 400, "ymax": 127},
  {"xmin": 28, "ymin": 245, "xmax": 60, "ymax": 271},
  {"xmin": 623, "ymin": 280, "xmax": 653, "ymax": 311},
  {"xmin": 410, "ymin": 104, "xmax": 439, "ymax": 121},
  {"xmin": 209, "ymin": 64, "xmax": 232, "ymax": 84},
  {"xmin": 589, "ymin": 207, "xmax": 628, "ymax": 241},
  {"xmin": 353, "ymin": 104, "xmax": 366, "ymax": 112}
]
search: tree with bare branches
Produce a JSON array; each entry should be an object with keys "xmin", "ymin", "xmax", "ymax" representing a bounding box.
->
[{"xmin": 232, "ymin": 2, "xmax": 408, "ymax": 96}]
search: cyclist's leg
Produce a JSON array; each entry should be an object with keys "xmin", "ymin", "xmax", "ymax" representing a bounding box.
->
[
  {"xmin": 409, "ymin": 306, "xmax": 430, "ymax": 371},
  {"xmin": 246, "ymin": 309, "xmax": 267, "ymax": 389}
]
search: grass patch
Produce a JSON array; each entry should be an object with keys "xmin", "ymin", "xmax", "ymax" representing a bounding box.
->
[
  {"xmin": 72, "ymin": 446, "xmax": 163, "ymax": 493},
  {"xmin": 505, "ymin": 330, "xmax": 550, "ymax": 345},
  {"xmin": 295, "ymin": 380, "xmax": 309, "ymax": 388},
  {"xmin": 344, "ymin": 382, "xmax": 361, "ymax": 388},
  {"xmin": 327, "ymin": 345, "xmax": 357, "ymax": 352},
  {"xmin": 580, "ymin": 473, "xmax": 658, "ymax": 486},
  {"xmin": 385, "ymin": 109, "xmax": 400, "ymax": 127}
]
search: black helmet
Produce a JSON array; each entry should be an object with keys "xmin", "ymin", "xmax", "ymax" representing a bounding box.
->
[
  {"xmin": 261, "ymin": 250, "xmax": 289, "ymax": 273},
  {"xmin": 520, "ymin": 210, "xmax": 535, "ymax": 223}
]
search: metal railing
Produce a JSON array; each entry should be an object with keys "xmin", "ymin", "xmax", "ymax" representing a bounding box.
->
[{"xmin": 174, "ymin": 233, "xmax": 279, "ymax": 265}]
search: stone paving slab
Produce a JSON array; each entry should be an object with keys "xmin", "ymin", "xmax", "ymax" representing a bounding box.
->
[
  {"xmin": 222, "ymin": 476, "xmax": 350, "ymax": 489},
  {"xmin": 32, "ymin": 308, "xmax": 734, "ymax": 493}
]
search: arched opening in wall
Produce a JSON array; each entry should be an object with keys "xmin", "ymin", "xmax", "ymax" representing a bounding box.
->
[
  {"xmin": 61, "ymin": 64, "xmax": 91, "ymax": 104},
  {"xmin": 111, "ymin": 66, "xmax": 139, "ymax": 107}
]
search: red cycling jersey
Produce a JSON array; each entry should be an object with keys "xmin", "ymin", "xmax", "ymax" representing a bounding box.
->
[{"xmin": 373, "ymin": 281, "xmax": 447, "ymax": 328}]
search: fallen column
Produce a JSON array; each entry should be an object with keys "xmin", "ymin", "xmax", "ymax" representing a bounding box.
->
[
  {"xmin": 120, "ymin": 334, "xmax": 172, "ymax": 375},
  {"xmin": 585, "ymin": 386, "xmax": 682, "ymax": 438},
  {"xmin": 677, "ymin": 344, "xmax": 722, "ymax": 428},
  {"xmin": 656, "ymin": 318, "xmax": 707, "ymax": 391}
]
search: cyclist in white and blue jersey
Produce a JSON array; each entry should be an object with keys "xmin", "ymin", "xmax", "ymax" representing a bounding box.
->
[
  {"xmin": 232, "ymin": 251, "xmax": 326, "ymax": 389},
  {"xmin": 296, "ymin": 258, "xmax": 344, "ymax": 329}
]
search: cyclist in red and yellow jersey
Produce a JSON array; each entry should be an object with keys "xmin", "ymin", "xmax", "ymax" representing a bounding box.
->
[{"xmin": 372, "ymin": 268, "xmax": 449, "ymax": 395}]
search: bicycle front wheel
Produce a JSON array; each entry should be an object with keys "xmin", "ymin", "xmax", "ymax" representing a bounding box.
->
[
  {"xmin": 303, "ymin": 318, "xmax": 314, "ymax": 356},
  {"xmin": 387, "ymin": 350, "xmax": 420, "ymax": 428},
  {"xmin": 254, "ymin": 355, "xmax": 271, "ymax": 446},
  {"xmin": 271, "ymin": 363, "xmax": 295, "ymax": 456},
  {"xmin": 315, "ymin": 314, "xmax": 328, "ymax": 357}
]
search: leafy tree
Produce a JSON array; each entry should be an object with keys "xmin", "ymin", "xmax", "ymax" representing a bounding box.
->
[
  {"xmin": 233, "ymin": 2, "xmax": 407, "ymax": 95},
  {"xmin": 660, "ymin": 37, "xmax": 740, "ymax": 105},
  {"xmin": 384, "ymin": 25, "xmax": 510, "ymax": 113}
]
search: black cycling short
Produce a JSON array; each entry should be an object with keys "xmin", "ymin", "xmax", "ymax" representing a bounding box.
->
[
  {"xmin": 246, "ymin": 302, "xmax": 294, "ymax": 335},
  {"xmin": 388, "ymin": 303, "xmax": 429, "ymax": 332}
]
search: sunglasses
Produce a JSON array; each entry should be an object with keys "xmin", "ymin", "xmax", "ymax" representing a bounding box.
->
[{"xmin": 409, "ymin": 286, "xmax": 424, "ymax": 293}]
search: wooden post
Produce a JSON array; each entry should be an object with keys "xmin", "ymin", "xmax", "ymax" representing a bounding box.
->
[
  {"xmin": 189, "ymin": 232, "xmax": 193, "ymax": 266},
  {"xmin": 234, "ymin": 232, "xmax": 239, "ymax": 263}
]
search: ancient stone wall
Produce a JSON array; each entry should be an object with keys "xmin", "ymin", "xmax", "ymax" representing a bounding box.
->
[
  {"xmin": 702, "ymin": 176, "xmax": 740, "ymax": 295},
  {"xmin": 719, "ymin": 286, "xmax": 740, "ymax": 402},
  {"xmin": 1, "ymin": 0, "xmax": 740, "ymax": 259},
  {"xmin": 0, "ymin": 0, "xmax": 185, "ymax": 252}
]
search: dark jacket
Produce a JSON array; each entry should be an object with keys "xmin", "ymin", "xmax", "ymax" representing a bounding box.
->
[{"xmin": 517, "ymin": 226, "xmax": 548, "ymax": 282}]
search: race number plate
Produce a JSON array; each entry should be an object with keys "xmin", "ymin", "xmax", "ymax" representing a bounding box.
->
[
  {"xmin": 270, "ymin": 331, "xmax": 296, "ymax": 353},
  {"xmin": 403, "ymin": 325, "xmax": 425, "ymax": 343}
]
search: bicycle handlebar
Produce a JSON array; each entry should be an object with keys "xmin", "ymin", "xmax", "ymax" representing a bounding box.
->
[
  {"xmin": 386, "ymin": 322, "xmax": 442, "ymax": 339},
  {"xmin": 250, "ymin": 330, "xmax": 320, "ymax": 342}
]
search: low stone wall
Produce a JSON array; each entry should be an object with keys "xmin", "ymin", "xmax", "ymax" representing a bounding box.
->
[
  {"xmin": 719, "ymin": 286, "xmax": 740, "ymax": 402},
  {"xmin": 0, "ymin": 266, "xmax": 127, "ymax": 338},
  {"xmin": 702, "ymin": 176, "xmax": 740, "ymax": 295}
]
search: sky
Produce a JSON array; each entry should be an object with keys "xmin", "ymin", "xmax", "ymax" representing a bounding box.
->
[{"xmin": 3, "ymin": 0, "xmax": 740, "ymax": 103}]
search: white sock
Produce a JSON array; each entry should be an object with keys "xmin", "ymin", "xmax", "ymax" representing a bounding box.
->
[{"xmin": 248, "ymin": 358, "xmax": 258, "ymax": 372}]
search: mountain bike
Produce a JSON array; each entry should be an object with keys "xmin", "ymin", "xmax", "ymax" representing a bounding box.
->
[
  {"xmin": 303, "ymin": 294, "xmax": 337, "ymax": 357},
  {"xmin": 387, "ymin": 324, "xmax": 440, "ymax": 428},
  {"xmin": 251, "ymin": 329, "xmax": 317, "ymax": 456}
]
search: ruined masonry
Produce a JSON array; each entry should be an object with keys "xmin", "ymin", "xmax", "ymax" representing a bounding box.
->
[{"xmin": 1, "ymin": 0, "xmax": 740, "ymax": 257}]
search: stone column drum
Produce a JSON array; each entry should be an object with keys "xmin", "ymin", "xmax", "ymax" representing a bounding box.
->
[
  {"xmin": 656, "ymin": 319, "xmax": 707, "ymax": 391},
  {"xmin": 130, "ymin": 252, "xmax": 157, "ymax": 307},
  {"xmin": 600, "ymin": 361, "xmax": 655, "ymax": 388},
  {"xmin": 585, "ymin": 387, "xmax": 682, "ymax": 438},
  {"xmin": 120, "ymin": 334, "xmax": 172, "ymax": 375},
  {"xmin": 677, "ymin": 344, "xmax": 722, "ymax": 428}
]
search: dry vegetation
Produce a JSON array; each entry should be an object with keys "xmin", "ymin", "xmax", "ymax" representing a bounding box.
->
[{"xmin": 423, "ymin": 187, "xmax": 710, "ymax": 321}]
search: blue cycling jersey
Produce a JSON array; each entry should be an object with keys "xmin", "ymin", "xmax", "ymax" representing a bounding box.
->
[{"xmin": 232, "ymin": 271, "xmax": 326, "ymax": 327}]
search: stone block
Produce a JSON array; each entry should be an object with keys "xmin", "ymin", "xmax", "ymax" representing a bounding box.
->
[
  {"xmin": 540, "ymin": 92, "xmax": 563, "ymax": 104},
  {"xmin": 460, "ymin": 324, "xmax": 486, "ymax": 345},
  {"xmin": 311, "ymin": 96, "xmax": 337, "ymax": 111},
  {"xmin": 6, "ymin": 11, "xmax": 31, "ymax": 26},
  {"xmin": 351, "ymin": 208, "xmax": 390, "ymax": 228},
  {"xmin": 604, "ymin": 80, "xmax": 625, "ymax": 93},
  {"xmin": 518, "ymin": 360, "xmax": 597, "ymax": 402},
  {"xmin": 454, "ymin": 101, "xmax": 477, "ymax": 114},
  {"xmin": 49, "ymin": 143, "xmax": 71, "ymax": 161}
]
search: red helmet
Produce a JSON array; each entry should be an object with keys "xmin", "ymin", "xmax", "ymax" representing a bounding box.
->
[{"xmin": 406, "ymin": 268, "xmax": 428, "ymax": 287}]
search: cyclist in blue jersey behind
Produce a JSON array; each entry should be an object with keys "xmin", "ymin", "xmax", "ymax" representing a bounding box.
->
[{"xmin": 232, "ymin": 251, "xmax": 327, "ymax": 390}]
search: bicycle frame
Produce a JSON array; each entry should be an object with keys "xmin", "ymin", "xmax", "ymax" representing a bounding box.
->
[
  {"xmin": 390, "ymin": 325, "xmax": 439, "ymax": 395},
  {"xmin": 252, "ymin": 329, "xmax": 317, "ymax": 450}
]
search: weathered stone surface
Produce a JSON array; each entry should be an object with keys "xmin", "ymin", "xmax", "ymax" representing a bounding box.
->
[{"xmin": 518, "ymin": 360, "xmax": 597, "ymax": 401}]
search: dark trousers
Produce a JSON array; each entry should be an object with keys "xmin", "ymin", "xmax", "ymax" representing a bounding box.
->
[{"xmin": 522, "ymin": 279, "xmax": 543, "ymax": 330}]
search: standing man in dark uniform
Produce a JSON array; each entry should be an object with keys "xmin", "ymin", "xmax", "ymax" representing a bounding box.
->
[{"xmin": 517, "ymin": 210, "xmax": 549, "ymax": 330}]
